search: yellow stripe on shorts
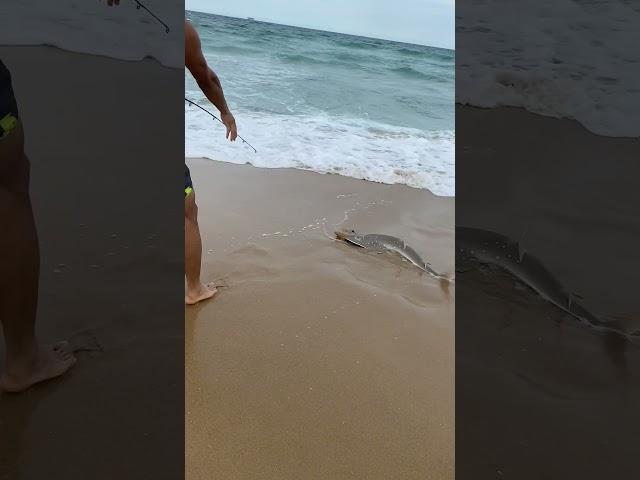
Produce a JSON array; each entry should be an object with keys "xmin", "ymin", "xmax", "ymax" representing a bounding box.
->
[{"xmin": 0, "ymin": 113, "xmax": 17, "ymax": 137}]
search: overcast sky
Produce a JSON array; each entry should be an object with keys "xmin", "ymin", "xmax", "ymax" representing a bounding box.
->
[{"xmin": 185, "ymin": 0, "xmax": 453, "ymax": 49}]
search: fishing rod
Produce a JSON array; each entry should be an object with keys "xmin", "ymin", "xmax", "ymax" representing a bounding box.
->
[
  {"xmin": 133, "ymin": 0, "xmax": 170, "ymax": 33},
  {"xmin": 185, "ymin": 98, "xmax": 258, "ymax": 154}
]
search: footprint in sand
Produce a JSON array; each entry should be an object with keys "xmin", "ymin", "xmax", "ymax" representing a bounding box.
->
[{"xmin": 68, "ymin": 331, "xmax": 104, "ymax": 356}]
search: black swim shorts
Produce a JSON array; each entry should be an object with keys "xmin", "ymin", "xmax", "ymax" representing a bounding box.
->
[
  {"xmin": 185, "ymin": 164, "xmax": 193, "ymax": 197},
  {"xmin": 0, "ymin": 60, "xmax": 19, "ymax": 139}
]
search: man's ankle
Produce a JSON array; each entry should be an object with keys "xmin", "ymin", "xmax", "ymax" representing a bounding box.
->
[{"xmin": 4, "ymin": 341, "xmax": 38, "ymax": 374}]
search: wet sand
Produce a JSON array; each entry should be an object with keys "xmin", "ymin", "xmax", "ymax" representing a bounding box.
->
[
  {"xmin": 456, "ymin": 105, "xmax": 640, "ymax": 478},
  {"xmin": 185, "ymin": 158, "xmax": 455, "ymax": 479},
  {"xmin": 0, "ymin": 46, "xmax": 183, "ymax": 479}
]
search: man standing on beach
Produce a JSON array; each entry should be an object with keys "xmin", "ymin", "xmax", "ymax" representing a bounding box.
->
[
  {"xmin": 185, "ymin": 20, "xmax": 238, "ymax": 305},
  {"xmin": 0, "ymin": 59, "xmax": 78, "ymax": 393},
  {"xmin": 0, "ymin": 0, "xmax": 126, "ymax": 393}
]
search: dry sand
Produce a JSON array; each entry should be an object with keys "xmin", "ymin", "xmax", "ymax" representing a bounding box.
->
[
  {"xmin": 456, "ymin": 105, "xmax": 640, "ymax": 479},
  {"xmin": 0, "ymin": 46, "xmax": 183, "ymax": 479},
  {"xmin": 185, "ymin": 158, "xmax": 455, "ymax": 479}
]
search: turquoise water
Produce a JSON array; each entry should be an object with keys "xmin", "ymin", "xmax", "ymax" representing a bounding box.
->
[{"xmin": 186, "ymin": 11, "xmax": 455, "ymax": 195}]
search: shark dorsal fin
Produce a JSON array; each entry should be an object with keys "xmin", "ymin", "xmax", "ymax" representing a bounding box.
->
[{"xmin": 517, "ymin": 225, "xmax": 529, "ymax": 262}]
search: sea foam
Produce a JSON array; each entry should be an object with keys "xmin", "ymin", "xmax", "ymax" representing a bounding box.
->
[
  {"xmin": 185, "ymin": 107, "xmax": 455, "ymax": 196},
  {"xmin": 457, "ymin": 0, "xmax": 640, "ymax": 137},
  {"xmin": 0, "ymin": 0, "xmax": 182, "ymax": 68}
]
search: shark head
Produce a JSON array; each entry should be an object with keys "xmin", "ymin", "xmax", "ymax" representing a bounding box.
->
[{"xmin": 334, "ymin": 229, "xmax": 366, "ymax": 247}]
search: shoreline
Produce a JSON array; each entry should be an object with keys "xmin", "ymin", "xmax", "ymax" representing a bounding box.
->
[
  {"xmin": 0, "ymin": 43, "xmax": 182, "ymax": 69},
  {"xmin": 456, "ymin": 103, "xmax": 640, "ymax": 140},
  {"xmin": 2, "ymin": 1, "xmax": 182, "ymax": 68},
  {"xmin": 186, "ymin": 155, "xmax": 456, "ymax": 198}
]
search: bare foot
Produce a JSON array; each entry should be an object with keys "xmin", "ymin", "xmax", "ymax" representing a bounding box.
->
[
  {"xmin": 0, "ymin": 341, "xmax": 77, "ymax": 393},
  {"xmin": 185, "ymin": 283, "xmax": 218, "ymax": 305}
]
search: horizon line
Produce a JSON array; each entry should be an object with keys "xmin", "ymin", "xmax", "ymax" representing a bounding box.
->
[{"xmin": 186, "ymin": 10, "xmax": 454, "ymax": 51}]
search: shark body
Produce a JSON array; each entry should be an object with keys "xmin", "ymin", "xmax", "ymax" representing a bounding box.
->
[
  {"xmin": 456, "ymin": 226, "xmax": 612, "ymax": 330},
  {"xmin": 335, "ymin": 230, "xmax": 448, "ymax": 283}
]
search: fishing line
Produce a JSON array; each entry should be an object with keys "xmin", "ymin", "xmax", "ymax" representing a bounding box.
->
[
  {"xmin": 185, "ymin": 97, "xmax": 258, "ymax": 154},
  {"xmin": 132, "ymin": 0, "xmax": 170, "ymax": 33}
]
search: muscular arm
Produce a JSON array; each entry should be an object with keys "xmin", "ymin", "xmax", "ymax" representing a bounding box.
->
[{"xmin": 185, "ymin": 21, "xmax": 235, "ymax": 118}]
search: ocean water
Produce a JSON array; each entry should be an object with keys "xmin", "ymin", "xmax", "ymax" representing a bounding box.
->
[
  {"xmin": 457, "ymin": 0, "xmax": 640, "ymax": 138},
  {"xmin": 185, "ymin": 11, "xmax": 455, "ymax": 196},
  {"xmin": 0, "ymin": 0, "xmax": 183, "ymax": 67}
]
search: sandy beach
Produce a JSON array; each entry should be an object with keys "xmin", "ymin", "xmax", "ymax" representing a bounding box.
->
[
  {"xmin": 0, "ymin": 46, "xmax": 183, "ymax": 479},
  {"xmin": 185, "ymin": 158, "xmax": 455, "ymax": 479},
  {"xmin": 456, "ymin": 105, "xmax": 640, "ymax": 478}
]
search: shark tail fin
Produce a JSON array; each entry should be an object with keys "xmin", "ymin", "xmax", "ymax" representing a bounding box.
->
[{"xmin": 437, "ymin": 274, "xmax": 454, "ymax": 294}]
